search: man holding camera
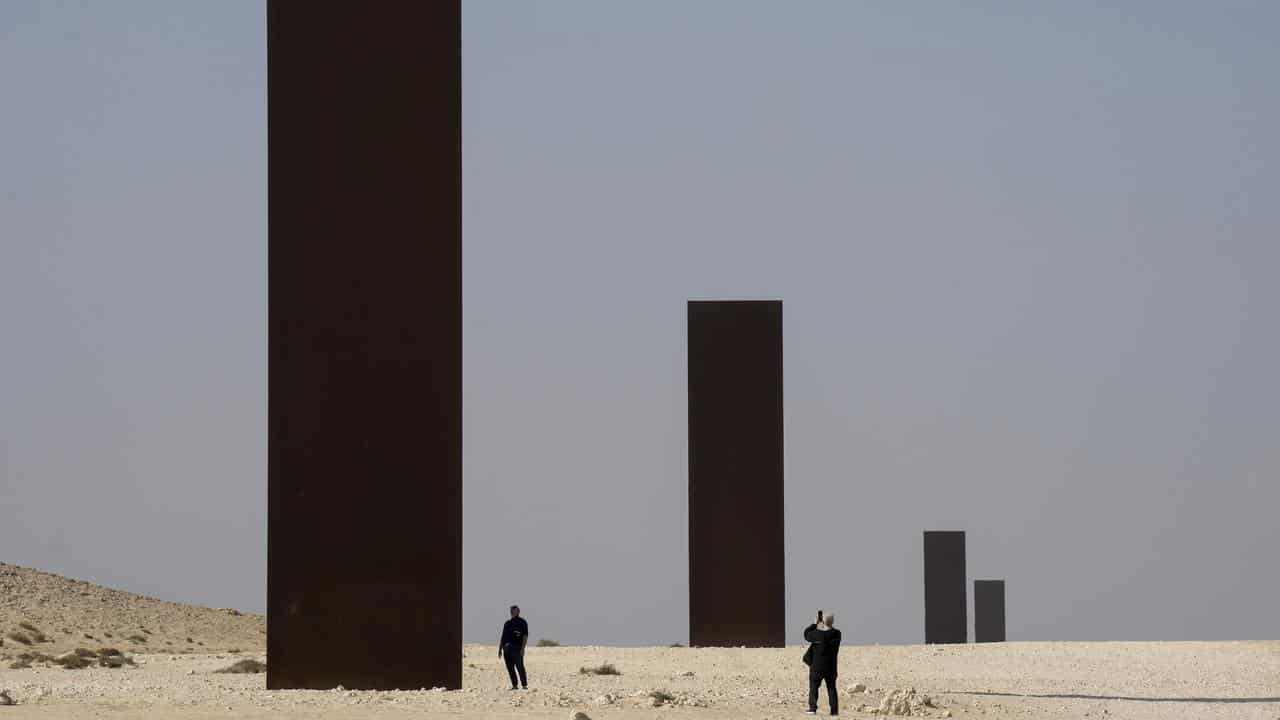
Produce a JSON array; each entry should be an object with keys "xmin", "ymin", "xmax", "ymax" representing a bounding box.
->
[{"xmin": 803, "ymin": 610, "xmax": 842, "ymax": 715}]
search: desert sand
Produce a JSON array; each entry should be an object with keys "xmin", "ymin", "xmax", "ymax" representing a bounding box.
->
[{"xmin": 3, "ymin": 562, "xmax": 1278, "ymax": 719}]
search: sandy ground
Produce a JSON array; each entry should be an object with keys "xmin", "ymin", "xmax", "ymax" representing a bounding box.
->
[
  {"xmin": 4, "ymin": 563, "xmax": 1278, "ymax": 719},
  {"xmin": 2, "ymin": 641, "xmax": 1278, "ymax": 719}
]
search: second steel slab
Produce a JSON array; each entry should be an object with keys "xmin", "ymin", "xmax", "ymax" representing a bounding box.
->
[{"xmin": 923, "ymin": 531, "xmax": 967, "ymax": 644}]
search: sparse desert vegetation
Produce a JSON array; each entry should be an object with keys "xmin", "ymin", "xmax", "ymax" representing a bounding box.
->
[
  {"xmin": 10, "ymin": 652, "xmax": 53, "ymax": 668},
  {"xmin": 579, "ymin": 662, "xmax": 621, "ymax": 676},
  {"xmin": 649, "ymin": 689, "xmax": 676, "ymax": 706},
  {"xmin": 536, "ymin": 638, "xmax": 561, "ymax": 647},
  {"xmin": 5, "ymin": 648, "xmax": 126, "ymax": 670},
  {"xmin": 5, "ymin": 632, "xmax": 32, "ymax": 646},
  {"xmin": 215, "ymin": 658, "xmax": 266, "ymax": 674},
  {"xmin": 95, "ymin": 648, "xmax": 135, "ymax": 667}
]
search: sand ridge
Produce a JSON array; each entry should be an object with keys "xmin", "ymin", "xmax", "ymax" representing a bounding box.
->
[{"xmin": 0, "ymin": 562, "xmax": 264, "ymax": 659}]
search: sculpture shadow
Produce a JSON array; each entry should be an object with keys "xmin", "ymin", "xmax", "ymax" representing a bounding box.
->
[{"xmin": 958, "ymin": 691, "xmax": 1280, "ymax": 704}]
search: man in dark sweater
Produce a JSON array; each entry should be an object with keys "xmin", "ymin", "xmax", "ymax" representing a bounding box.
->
[
  {"xmin": 499, "ymin": 605, "xmax": 529, "ymax": 689},
  {"xmin": 804, "ymin": 611, "xmax": 842, "ymax": 715}
]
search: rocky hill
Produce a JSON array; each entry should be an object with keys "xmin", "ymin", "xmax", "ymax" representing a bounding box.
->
[{"xmin": 0, "ymin": 562, "xmax": 263, "ymax": 659}]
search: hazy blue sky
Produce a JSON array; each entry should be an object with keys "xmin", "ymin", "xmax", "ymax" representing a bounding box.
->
[{"xmin": 2, "ymin": 1, "xmax": 1277, "ymax": 646}]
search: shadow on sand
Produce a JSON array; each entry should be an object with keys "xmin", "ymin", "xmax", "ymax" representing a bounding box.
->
[{"xmin": 957, "ymin": 691, "xmax": 1280, "ymax": 704}]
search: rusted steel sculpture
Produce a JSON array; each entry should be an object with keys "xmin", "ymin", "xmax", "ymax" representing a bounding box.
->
[
  {"xmin": 975, "ymin": 579, "xmax": 1006, "ymax": 643},
  {"xmin": 268, "ymin": 1, "xmax": 462, "ymax": 690},
  {"xmin": 687, "ymin": 300, "xmax": 785, "ymax": 648},
  {"xmin": 924, "ymin": 531, "xmax": 967, "ymax": 644}
]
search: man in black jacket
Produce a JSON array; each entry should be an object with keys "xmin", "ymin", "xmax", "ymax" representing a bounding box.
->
[
  {"xmin": 804, "ymin": 611, "xmax": 841, "ymax": 715},
  {"xmin": 499, "ymin": 605, "xmax": 529, "ymax": 689}
]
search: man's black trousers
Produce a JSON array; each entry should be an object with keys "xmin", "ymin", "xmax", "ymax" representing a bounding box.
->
[
  {"xmin": 809, "ymin": 670, "xmax": 838, "ymax": 714},
  {"xmin": 503, "ymin": 644, "xmax": 528, "ymax": 688}
]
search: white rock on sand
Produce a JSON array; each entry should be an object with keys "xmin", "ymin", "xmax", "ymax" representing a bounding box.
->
[{"xmin": 870, "ymin": 687, "xmax": 941, "ymax": 717}]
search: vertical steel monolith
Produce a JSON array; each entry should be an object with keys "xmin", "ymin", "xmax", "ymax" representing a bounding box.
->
[
  {"xmin": 268, "ymin": 1, "xmax": 462, "ymax": 690},
  {"xmin": 974, "ymin": 579, "xmax": 1006, "ymax": 643},
  {"xmin": 688, "ymin": 300, "xmax": 785, "ymax": 647},
  {"xmin": 923, "ymin": 531, "xmax": 967, "ymax": 644}
]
